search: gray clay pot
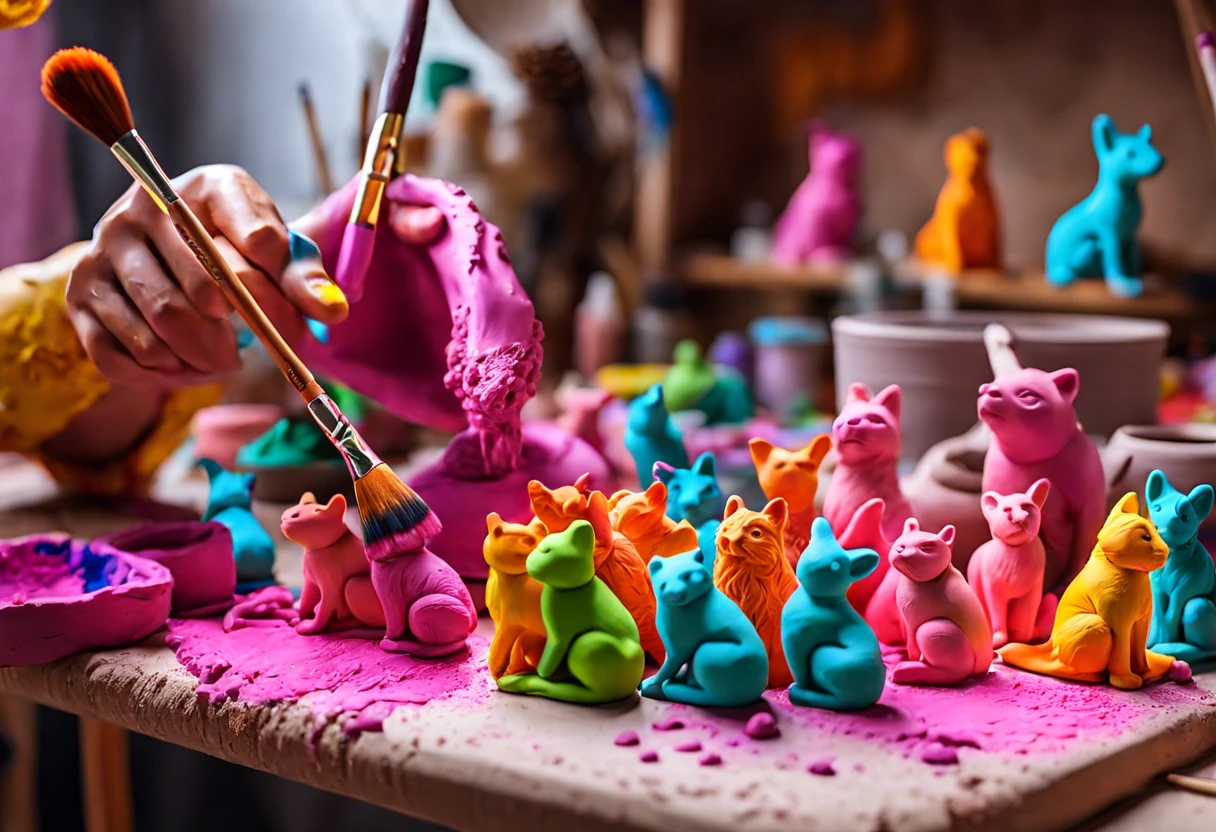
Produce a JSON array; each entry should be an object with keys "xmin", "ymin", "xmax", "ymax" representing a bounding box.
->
[
  {"xmin": 1105, "ymin": 424, "xmax": 1216, "ymax": 529},
  {"xmin": 832, "ymin": 311, "xmax": 1168, "ymax": 461}
]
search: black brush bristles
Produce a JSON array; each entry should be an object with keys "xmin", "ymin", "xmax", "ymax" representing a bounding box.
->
[
  {"xmin": 355, "ymin": 463, "xmax": 442, "ymax": 560},
  {"xmin": 41, "ymin": 47, "xmax": 134, "ymax": 146}
]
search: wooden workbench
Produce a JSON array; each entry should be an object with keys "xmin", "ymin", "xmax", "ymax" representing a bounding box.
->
[{"xmin": 1, "ymin": 454, "xmax": 1216, "ymax": 832}]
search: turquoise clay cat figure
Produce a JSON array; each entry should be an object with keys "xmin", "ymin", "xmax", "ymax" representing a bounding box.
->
[
  {"xmin": 198, "ymin": 458, "xmax": 277, "ymax": 592},
  {"xmin": 1044, "ymin": 115, "xmax": 1164, "ymax": 298},
  {"xmin": 781, "ymin": 517, "xmax": 885, "ymax": 710},
  {"xmin": 641, "ymin": 549, "xmax": 768, "ymax": 707},
  {"xmin": 655, "ymin": 452, "xmax": 725, "ymax": 571},
  {"xmin": 624, "ymin": 383, "xmax": 688, "ymax": 486},
  {"xmin": 1146, "ymin": 469, "xmax": 1216, "ymax": 666}
]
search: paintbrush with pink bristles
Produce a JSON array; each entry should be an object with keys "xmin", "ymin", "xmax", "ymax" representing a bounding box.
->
[{"xmin": 336, "ymin": 0, "xmax": 429, "ymax": 299}]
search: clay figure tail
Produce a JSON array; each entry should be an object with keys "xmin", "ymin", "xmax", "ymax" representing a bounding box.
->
[
  {"xmin": 380, "ymin": 636, "xmax": 469, "ymax": 657},
  {"xmin": 997, "ymin": 641, "xmax": 1105, "ymax": 682},
  {"xmin": 1150, "ymin": 642, "xmax": 1216, "ymax": 669}
]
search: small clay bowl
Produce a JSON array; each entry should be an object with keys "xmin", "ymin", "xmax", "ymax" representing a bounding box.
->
[
  {"xmin": 98, "ymin": 522, "xmax": 236, "ymax": 618},
  {"xmin": 194, "ymin": 404, "xmax": 285, "ymax": 469},
  {"xmin": 0, "ymin": 533, "xmax": 173, "ymax": 667}
]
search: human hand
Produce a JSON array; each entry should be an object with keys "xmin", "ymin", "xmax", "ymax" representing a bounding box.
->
[{"xmin": 67, "ymin": 164, "xmax": 352, "ymax": 388}]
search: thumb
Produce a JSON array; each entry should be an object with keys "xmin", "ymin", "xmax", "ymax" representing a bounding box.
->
[{"xmin": 280, "ymin": 230, "xmax": 349, "ymax": 325}]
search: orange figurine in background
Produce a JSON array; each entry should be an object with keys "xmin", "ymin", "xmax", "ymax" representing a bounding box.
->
[
  {"xmin": 750, "ymin": 435, "xmax": 832, "ymax": 569},
  {"xmin": 914, "ymin": 128, "xmax": 1001, "ymax": 274},
  {"xmin": 607, "ymin": 481, "xmax": 700, "ymax": 560},
  {"xmin": 715, "ymin": 496, "xmax": 800, "ymax": 687}
]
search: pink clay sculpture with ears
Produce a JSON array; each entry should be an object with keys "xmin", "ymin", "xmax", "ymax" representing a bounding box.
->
[
  {"xmin": 968, "ymin": 478, "xmax": 1055, "ymax": 648},
  {"xmin": 823, "ymin": 383, "xmax": 913, "ymax": 545},
  {"xmin": 978, "ymin": 324, "xmax": 1106, "ymax": 601},
  {"xmin": 890, "ymin": 519, "xmax": 993, "ymax": 686}
]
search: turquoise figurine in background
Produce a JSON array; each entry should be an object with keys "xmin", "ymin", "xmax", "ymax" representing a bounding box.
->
[
  {"xmin": 663, "ymin": 339, "xmax": 753, "ymax": 426},
  {"xmin": 641, "ymin": 549, "xmax": 769, "ymax": 707},
  {"xmin": 782, "ymin": 517, "xmax": 886, "ymax": 710},
  {"xmin": 655, "ymin": 452, "xmax": 725, "ymax": 571},
  {"xmin": 198, "ymin": 458, "xmax": 277, "ymax": 593},
  {"xmin": 1044, "ymin": 114, "xmax": 1164, "ymax": 298},
  {"xmin": 1145, "ymin": 469, "xmax": 1216, "ymax": 666},
  {"xmin": 625, "ymin": 383, "xmax": 688, "ymax": 485}
]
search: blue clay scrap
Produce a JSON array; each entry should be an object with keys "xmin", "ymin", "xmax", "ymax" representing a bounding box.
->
[{"xmin": 198, "ymin": 458, "xmax": 277, "ymax": 592}]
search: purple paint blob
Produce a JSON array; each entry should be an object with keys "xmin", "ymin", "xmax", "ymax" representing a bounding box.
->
[
  {"xmin": 639, "ymin": 749, "xmax": 659, "ymax": 763},
  {"xmin": 921, "ymin": 743, "xmax": 960, "ymax": 765},
  {"xmin": 652, "ymin": 717, "xmax": 685, "ymax": 732},
  {"xmin": 1169, "ymin": 660, "xmax": 1193, "ymax": 683},
  {"xmin": 698, "ymin": 752, "xmax": 722, "ymax": 766},
  {"xmin": 744, "ymin": 712, "xmax": 780, "ymax": 740},
  {"xmin": 674, "ymin": 740, "xmax": 702, "ymax": 753},
  {"xmin": 614, "ymin": 731, "xmax": 640, "ymax": 747},
  {"xmin": 808, "ymin": 760, "xmax": 836, "ymax": 776},
  {"xmin": 166, "ymin": 617, "xmax": 492, "ymax": 737}
]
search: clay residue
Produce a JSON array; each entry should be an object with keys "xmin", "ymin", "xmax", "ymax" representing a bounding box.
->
[{"xmin": 166, "ymin": 618, "xmax": 493, "ymax": 738}]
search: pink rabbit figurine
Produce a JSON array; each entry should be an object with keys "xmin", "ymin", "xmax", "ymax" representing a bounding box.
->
[
  {"xmin": 281, "ymin": 493, "xmax": 384, "ymax": 635},
  {"xmin": 890, "ymin": 519, "xmax": 993, "ymax": 685},
  {"xmin": 979, "ymin": 325, "xmax": 1105, "ymax": 601},
  {"xmin": 369, "ymin": 535, "xmax": 478, "ymax": 658},
  {"xmin": 967, "ymin": 479, "xmax": 1055, "ymax": 648},
  {"xmin": 772, "ymin": 124, "xmax": 863, "ymax": 264},
  {"xmin": 823, "ymin": 383, "xmax": 913, "ymax": 543}
]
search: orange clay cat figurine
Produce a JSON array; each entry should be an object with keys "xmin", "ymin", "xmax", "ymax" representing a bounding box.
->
[
  {"xmin": 914, "ymin": 128, "xmax": 1000, "ymax": 274},
  {"xmin": 715, "ymin": 496, "xmax": 800, "ymax": 687},
  {"xmin": 1000, "ymin": 493, "xmax": 1180, "ymax": 690},
  {"xmin": 607, "ymin": 481, "xmax": 700, "ymax": 559},
  {"xmin": 528, "ymin": 480, "xmax": 665, "ymax": 663},
  {"xmin": 484, "ymin": 513, "xmax": 548, "ymax": 680},
  {"xmin": 750, "ymin": 435, "xmax": 832, "ymax": 569}
]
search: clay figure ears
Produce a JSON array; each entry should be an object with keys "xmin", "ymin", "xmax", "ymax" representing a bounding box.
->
[
  {"xmin": 810, "ymin": 516, "xmax": 838, "ymax": 546},
  {"xmin": 846, "ymin": 382, "xmax": 873, "ymax": 404},
  {"xmin": 1049, "ymin": 369, "xmax": 1080, "ymax": 404},
  {"xmin": 1028, "ymin": 478, "xmax": 1051, "ymax": 509},
  {"xmin": 196, "ymin": 457, "xmax": 223, "ymax": 481},
  {"xmin": 300, "ymin": 491, "xmax": 318, "ymax": 505},
  {"xmin": 573, "ymin": 472, "xmax": 592, "ymax": 493},
  {"xmin": 692, "ymin": 452, "xmax": 717, "ymax": 478},
  {"xmin": 323, "ymin": 493, "xmax": 347, "ymax": 514},
  {"xmin": 1146, "ymin": 470, "xmax": 1171, "ymax": 504},
  {"xmin": 642, "ymin": 480, "xmax": 667, "ymax": 504},
  {"xmin": 980, "ymin": 492, "xmax": 1001, "ymax": 513},
  {"xmin": 805, "ymin": 434, "xmax": 833, "ymax": 465},
  {"xmin": 640, "ymin": 382, "xmax": 665, "ymax": 407},
  {"xmin": 1137, "ymin": 124, "xmax": 1152, "ymax": 143},
  {"xmin": 1092, "ymin": 114, "xmax": 1116, "ymax": 154},
  {"xmin": 724, "ymin": 494, "xmax": 747, "ymax": 520},
  {"xmin": 1190, "ymin": 484, "xmax": 1216, "ymax": 522},
  {"xmin": 1107, "ymin": 492, "xmax": 1141, "ymax": 526},
  {"xmin": 569, "ymin": 519, "xmax": 596, "ymax": 555},
  {"xmin": 938, "ymin": 525, "xmax": 957, "ymax": 547},
  {"xmin": 486, "ymin": 511, "xmax": 505, "ymax": 538},
  {"xmin": 653, "ymin": 462, "xmax": 676, "ymax": 485},
  {"xmin": 749, "ymin": 437, "xmax": 776, "ymax": 468},
  {"xmin": 761, "ymin": 497, "xmax": 789, "ymax": 529},
  {"xmin": 871, "ymin": 385, "xmax": 902, "ymax": 421},
  {"xmin": 648, "ymin": 555, "xmax": 664, "ymax": 576},
  {"xmin": 848, "ymin": 549, "xmax": 880, "ymax": 580},
  {"xmin": 902, "ymin": 517, "xmax": 921, "ymax": 536}
]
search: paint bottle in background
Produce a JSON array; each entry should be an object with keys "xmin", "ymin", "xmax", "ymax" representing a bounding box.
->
[
  {"xmin": 731, "ymin": 201, "xmax": 773, "ymax": 262},
  {"xmin": 748, "ymin": 316, "xmax": 830, "ymax": 423},
  {"xmin": 574, "ymin": 271, "xmax": 626, "ymax": 380}
]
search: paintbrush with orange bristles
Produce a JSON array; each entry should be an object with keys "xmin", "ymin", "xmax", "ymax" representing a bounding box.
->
[{"xmin": 41, "ymin": 46, "xmax": 439, "ymax": 559}]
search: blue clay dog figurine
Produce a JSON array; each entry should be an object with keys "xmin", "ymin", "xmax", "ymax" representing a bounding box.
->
[
  {"xmin": 625, "ymin": 383, "xmax": 689, "ymax": 487},
  {"xmin": 641, "ymin": 549, "xmax": 769, "ymax": 706},
  {"xmin": 781, "ymin": 517, "xmax": 886, "ymax": 710},
  {"xmin": 655, "ymin": 452, "xmax": 725, "ymax": 571},
  {"xmin": 199, "ymin": 458, "xmax": 277, "ymax": 592},
  {"xmin": 1146, "ymin": 469, "xmax": 1216, "ymax": 666},
  {"xmin": 1045, "ymin": 114, "xmax": 1164, "ymax": 298}
]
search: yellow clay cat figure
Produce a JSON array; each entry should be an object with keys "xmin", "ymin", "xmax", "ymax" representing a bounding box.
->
[
  {"xmin": 484, "ymin": 514, "xmax": 549, "ymax": 680},
  {"xmin": 750, "ymin": 435, "xmax": 832, "ymax": 569},
  {"xmin": 999, "ymin": 493, "xmax": 1176, "ymax": 690}
]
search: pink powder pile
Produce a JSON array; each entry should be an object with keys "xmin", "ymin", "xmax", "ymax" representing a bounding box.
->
[{"xmin": 166, "ymin": 618, "xmax": 493, "ymax": 738}]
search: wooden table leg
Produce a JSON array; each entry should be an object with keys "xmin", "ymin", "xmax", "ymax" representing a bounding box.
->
[
  {"xmin": 0, "ymin": 696, "xmax": 38, "ymax": 832},
  {"xmin": 79, "ymin": 717, "xmax": 133, "ymax": 832}
]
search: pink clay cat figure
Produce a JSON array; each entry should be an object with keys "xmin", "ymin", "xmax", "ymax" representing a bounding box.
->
[
  {"xmin": 772, "ymin": 124, "xmax": 863, "ymax": 264},
  {"xmin": 839, "ymin": 497, "xmax": 892, "ymax": 616},
  {"xmin": 282, "ymin": 493, "xmax": 385, "ymax": 635},
  {"xmin": 823, "ymin": 383, "xmax": 913, "ymax": 544},
  {"xmin": 967, "ymin": 479, "xmax": 1054, "ymax": 648},
  {"xmin": 979, "ymin": 325, "xmax": 1105, "ymax": 601},
  {"xmin": 891, "ymin": 519, "xmax": 993, "ymax": 685}
]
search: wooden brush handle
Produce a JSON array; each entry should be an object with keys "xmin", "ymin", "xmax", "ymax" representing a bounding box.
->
[{"xmin": 167, "ymin": 200, "xmax": 324, "ymax": 402}]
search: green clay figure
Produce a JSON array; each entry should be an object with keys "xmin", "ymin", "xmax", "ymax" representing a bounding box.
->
[
  {"xmin": 497, "ymin": 520, "xmax": 645, "ymax": 704},
  {"xmin": 662, "ymin": 339, "xmax": 753, "ymax": 425},
  {"xmin": 236, "ymin": 417, "xmax": 341, "ymax": 468}
]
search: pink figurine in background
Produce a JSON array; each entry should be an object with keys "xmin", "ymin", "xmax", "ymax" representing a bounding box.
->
[
  {"xmin": 979, "ymin": 325, "xmax": 1106, "ymax": 601},
  {"xmin": 890, "ymin": 519, "xmax": 993, "ymax": 685},
  {"xmin": 838, "ymin": 497, "xmax": 892, "ymax": 616},
  {"xmin": 967, "ymin": 479, "xmax": 1053, "ymax": 648},
  {"xmin": 772, "ymin": 124, "xmax": 863, "ymax": 264},
  {"xmin": 281, "ymin": 493, "xmax": 384, "ymax": 635},
  {"xmin": 823, "ymin": 383, "xmax": 913, "ymax": 543}
]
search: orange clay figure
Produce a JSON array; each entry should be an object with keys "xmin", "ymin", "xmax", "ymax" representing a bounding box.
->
[
  {"xmin": 1000, "ymin": 493, "xmax": 1180, "ymax": 689},
  {"xmin": 914, "ymin": 128, "xmax": 1000, "ymax": 274},
  {"xmin": 750, "ymin": 435, "xmax": 832, "ymax": 570},
  {"xmin": 715, "ymin": 496, "xmax": 800, "ymax": 687},
  {"xmin": 607, "ymin": 481, "xmax": 700, "ymax": 560},
  {"xmin": 484, "ymin": 513, "xmax": 548, "ymax": 680},
  {"xmin": 528, "ymin": 481, "xmax": 665, "ymax": 663}
]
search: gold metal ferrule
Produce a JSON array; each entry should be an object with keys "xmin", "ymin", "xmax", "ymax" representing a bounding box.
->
[
  {"xmin": 111, "ymin": 131, "xmax": 179, "ymax": 212},
  {"xmin": 307, "ymin": 394, "xmax": 382, "ymax": 479},
  {"xmin": 348, "ymin": 111, "xmax": 405, "ymax": 227}
]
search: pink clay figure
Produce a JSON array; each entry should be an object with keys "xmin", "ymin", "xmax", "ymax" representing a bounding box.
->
[
  {"xmin": 967, "ymin": 479, "xmax": 1054, "ymax": 648},
  {"xmin": 281, "ymin": 493, "xmax": 385, "ymax": 635},
  {"xmin": 823, "ymin": 383, "xmax": 913, "ymax": 544},
  {"xmin": 839, "ymin": 497, "xmax": 892, "ymax": 616},
  {"xmin": 890, "ymin": 519, "xmax": 993, "ymax": 685},
  {"xmin": 368, "ymin": 538, "xmax": 478, "ymax": 658},
  {"xmin": 979, "ymin": 325, "xmax": 1106, "ymax": 602},
  {"xmin": 771, "ymin": 124, "xmax": 863, "ymax": 264}
]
